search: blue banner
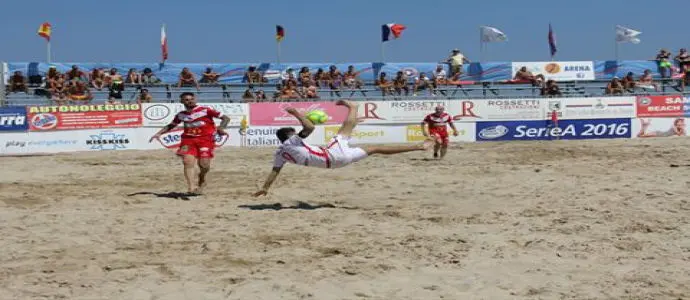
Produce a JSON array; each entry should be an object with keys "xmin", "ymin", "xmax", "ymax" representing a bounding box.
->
[
  {"xmin": 0, "ymin": 107, "xmax": 28, "ymax": 132},
  {"xmin": 476, "ymin": 118, "xmax": 632, "ymax": 141}
]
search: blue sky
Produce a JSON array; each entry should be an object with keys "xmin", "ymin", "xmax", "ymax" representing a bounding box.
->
[{"xmin": 0, "ymin": 0, "xmax": 685, "ymax": 63}]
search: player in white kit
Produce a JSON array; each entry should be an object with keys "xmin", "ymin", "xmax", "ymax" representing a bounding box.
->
[{"xmin": 253, "ymin": 100, "xmax": 433, "ymax": 196}]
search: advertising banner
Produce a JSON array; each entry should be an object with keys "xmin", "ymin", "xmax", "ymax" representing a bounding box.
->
[
  {"xmin": 0, "ymin": 107, "xmax": 28, "ymax": 131},
  {"xmin": 249, "ymin": 102, "xmax": 348, "ymax": 126},
  {"xmin": 239, "ymin": 126, "xmax": 326, "ymax": 147},
  {"xmin": 142, "ymin": 103, "xmax": 248, "ymax": 127},
  {"xmin": 1, "ymin": 128, "xmax": 142, "ymax": 155},
  {"xmin": 511, "ymin": 61, "xmax": 595, "ymax": 81},
  {"xmin": 475, "ymin": 118, "xmax": 632, "ymax": 141},
  {"xmin": 153, "ymin": 128, "xmax": 229, "ymax": 149},
  {"xmin": 356, "ymin": 100, "xmax": 450, "ymax": 124},
  {"xmin": 27, "ymin": 104, "xmax": 142, "ymax": 131},
  {"xmin": 546, "ymin": 97, "xmax": 636, "ymax": 120},
  {"xmin": 636, "ymin": 95, "xmax": 685, "ymax": 117},
  {"xmin": 632, "ymin": 117, "xmax": 688, "ymax": 138},
  {"xmin": 405, "ymin": 123, "xmax": 476, "ymax": 143},
  {"xmin": 323, "ymin": 125, "xmax": 405, "ymax": 144}
]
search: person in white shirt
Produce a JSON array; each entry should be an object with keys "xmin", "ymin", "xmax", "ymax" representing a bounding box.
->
[{"xmin": 253, "ymin": 100, "xmax": 434, "ymax": 196}]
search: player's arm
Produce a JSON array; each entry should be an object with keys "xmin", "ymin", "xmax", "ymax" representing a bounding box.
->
[
  {"xmin": 421, "ymin": 117, "xmax": 430, "ymax": 137},
  {"xmin": 448, "ymin": 119, "xmax": 459, "ymax": 136},
  {"xmin": 149, "ymin": 118, "xmax": 180, "ymax": 142},
  {"xmin": 253, "ymin": 167, "xmax": 282, "ymax": 197},
  {"xmin": 216, "ymin": 114, "xmax": 231, "ymax": 135},
  {"xmin": 286, "ymin": 107, "xmax": 315, "ymax": 138}
]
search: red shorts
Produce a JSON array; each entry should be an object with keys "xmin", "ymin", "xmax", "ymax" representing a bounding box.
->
[
  {"xmin": 177, "ymin": 136, "xmax": 215, "ymax": 158},
  {"xmin": 429, "ymin": 127, "xmax": 449, "ymax": 146}
]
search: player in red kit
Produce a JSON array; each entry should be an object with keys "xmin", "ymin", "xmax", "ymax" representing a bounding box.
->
[
  {"xmin": 149, "ymin": 92, "xmax": 231, "ymax": 195},
  {"xmin": 422, "ymin": 105, "xmax": 459, "ymax": 159}
]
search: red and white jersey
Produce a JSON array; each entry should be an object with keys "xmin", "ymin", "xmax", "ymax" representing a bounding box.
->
[
  {"xmin": 423, "ymin": 112, "xmax": 453, "ymax": 128},
  {"xmin": 273, "ymin": 135, "xmax": 330, "ymax": 168},
  {"xmin": 170, "ymin": 106, "xmax": 223, "ymax": 138}
]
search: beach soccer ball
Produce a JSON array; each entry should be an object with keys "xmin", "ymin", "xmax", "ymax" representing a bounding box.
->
[{"xmin": 306, "ymin": 110, "xmax": 329, "ymax": 124}]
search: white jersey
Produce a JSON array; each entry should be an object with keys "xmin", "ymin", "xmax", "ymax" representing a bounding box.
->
[{"xmin": 273, "ymin": 135, "xmax": 368, "ymax": 169}]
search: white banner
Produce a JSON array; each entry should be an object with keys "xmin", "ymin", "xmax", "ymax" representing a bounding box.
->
[
  {"xmin": 1, "ymin": 128, "xmax": 143, "ymax": 155},
  {"xmin": 142, "ymin": 103, "xmax": 249, "ymax": 127},
  {"xmin": 631, "ymin": 117, "xmax": 688, "ymax": 138},
  {"xmin": 323, "ymin": 125, "xmax": 405, "ymax": 144},
  {"xmin": 512, "ymin": 61, "xmax": 595, "ymax": 81},
  {"xmin": 357, "ymin": 99, "xmax": 544, "ymax": 124},
  {"xmin": 405, "ymin": 123, "xmax": 475, "ymax": 143},
  {"xmin": 240, "ymin": 126, "xmax": 326, "ymax": 147},
  {"xmin": 546, "ymin": 97, "xmax": 636, "ymax": 120}
]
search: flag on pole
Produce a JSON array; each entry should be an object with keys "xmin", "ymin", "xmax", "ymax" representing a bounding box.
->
[
  {"xmin": 548, "ymin": 23, "xmax": 557, "ymax": 58},
  {"xmin": 480, "ymin": 26, "xmax": 507, "ymax": 42},
  {"xmin": 37, "ymin": 22, "xmax": 51, "ymax": 42},
  {"xmin": 276, "ymin": 25, "xmax": 285, "ymax": 42},
  {"xmin": 161, "ymin": 24, "xmax": 168, "ymax": 62},
  {"xmin": 616, "ymin": 25, "xmax": 641, "ymax": 44},
  {"xmin": 382, "ymin": 23, "xmax": 406, "ymax": 42}
]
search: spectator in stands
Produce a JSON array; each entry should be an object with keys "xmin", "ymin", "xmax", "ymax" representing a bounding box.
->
[
  {"xmin": 137, "ymin": 88, "xmax": 153, "ymax": 104},
  {"xmin": 432, "ymin": 65, "xmax": 448, "ymax": 96},
  {"xmin": 445, "ymin": 49, "xmax": 470, "ymax": 77},
  {"xmin": 541, "ymin": 80, "xmax": 562, "ymax": 97},
  {"xmin": 282, "ymin": 71, "xmax": 298, "ymax": 88},
  {"xmin": 255, "ymin": 89, "xmax": 267, "ymax": 101},
  {"xmin": 343, "ymin": 65, "xmax": 363, "ymax": 89},
  {"xmin": 313, "ymin": 68, "xmax": 328, "ymax": 88},
  {"xmin": 272, "ymin": 84, "xmax": 282, "ymax": 101},
  {"xmin": 244, "ymin": 66, "xmax": 264, "ymax": 87},
  {"xmin": 605, "ymin": 77, "xmax": 625, "ymax": 95},
  {"xmin": 46, "ymin": 66, "xmax": 60, "ymax": 81},
  {"xmin": 674, "ymin": 48, "xmax": 690, "ymax": 71},
  {"xmin": 106, "ymin": 68, "xmax": 125, "ymax": 101},
  {"xmin": 141, "ymin": 68, "xmax": 161, "ymax": 85},
  {"xmin": 393, "ymin": 71, "xmax": 410, "ymax": 96},
  {"xmin": 90, "ymin": 68, "xmax": 106, "ymax": 90},
  {"xmin": 298, "ymin": 67, "xmax": 313, "ymax": 87},
  {"xmin": 51, "ymin": 91, "xmax": 68, "ymax": 105},
  {"xmin": 444, "ymin": 73, "xmax": 464, "ymax": 86},
  {"xmin": 49, "ymin": 73, "xmax": 67, "ymax": 96},
  {"xmin": 413, "ymin": 73, "xmax": 434, "ymax": 96},
  {"xmin": 177, "ymin": 67, "xmax": 200, "ymax": 90},
  {"xmin": 201, "ymin": 67, "xmax": 220, "ymax": 84},
  {"xmin": 280, "ymin": 81, "xmax": 301, "ymax": 100},
  {"xmin": 8, "ymin": 71, "xmax": 28, "ymax": 94},
  {"xmin": 375, "ymin": 72, "xmax": 394, "ymax": 96},
  {"xmin": 327, "ymin": 65, "xmax": 343, "ymax": 97},
  {"xmin": 242, "ymin": 89, "xmax": 256, "ymax": 102},
  {"xmin": 622, "ymin": 72, "xmax": 636, "ymax": 91},
  {"xmin": 513, "ymin": 66, "xmax": 545, "ymax": 87},
  {"xmin": 655, "ymin": 49, "xmax": 673, "ymax": 79},
  {"xmin": 126, "ymin": 68, "xmax": 142, "ymax": 85},
  {"xmin": 638, "ymin": 69, "xmax": 659, "ymax": 91},
  {"xmin": 305, "ymin": 85, "xmax": 319, "ymax": 99},
  {"xmin": 68, "ymin": 81, "xmax": 93, "ymax": 102},
  {"xmin": 67, "ymin": 65, "xmax": 87, "ymax": 83}
]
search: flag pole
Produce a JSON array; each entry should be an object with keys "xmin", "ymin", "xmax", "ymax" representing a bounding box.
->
[
  {"xmin": 47, "ymin": 40, "xmax": 51, "ymax": 63},
  {"xmin": 276, "ymin": 41, "xmax": 281, "ymax": 69},
  {"xmin": 381, "ymin": 42, "xmax": 385, "ymax": 63},
  {"xmin": 479, "ymin": 27, "xmax": 484, "ymax": 63}
]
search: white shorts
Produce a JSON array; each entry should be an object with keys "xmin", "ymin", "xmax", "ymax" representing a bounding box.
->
[{"xmin": 325, "ymin": 135, "xmax": 368, "ymax": 168}]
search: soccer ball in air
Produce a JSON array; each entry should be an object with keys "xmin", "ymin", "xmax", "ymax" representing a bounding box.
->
[{"xmin": 306, "ymin": 110, "xmax": 329, "ymax": 124}]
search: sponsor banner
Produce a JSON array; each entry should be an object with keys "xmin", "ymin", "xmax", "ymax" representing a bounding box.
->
[
  {"xmin": 27, "ymin": 104, "xmax": 142, "ymax": 131},
  {"xmin": 512, "ymin": 61, "xmax": 595, "ymax": 81},
  {"xmin": 142, "ymin": 103, "xmax": 248, "ymax": 127},
  {"xmin": 323, "ymin": 125, "xmax": 404, "ymax": 144},
  {"xmin": 0, "ymin": 107, "xmax": 28, "ymax": 131},
  {"xmin": 475, "ymin": 118, "xmax": 632, "ymax": 141},
  {"xmin": 405, "ymin": 123, "xmax": 475, "ymax": 142},
  {"xmin": 240, "ymin": 126, "xmax": 326, "ymax": 147},
  {"xmin": 547, "ymin": 97, "xmax": 636, "ymax": 120},
  {"xmin": 154, "ymin": 128, "xmax": 229, "ymax": 149},
  {"xmin": 357, "ymin": 100, "xmax": 543, "ymax": 125},
  {"xmin": 0, "ymin": 128, "xmax": 141, "ymax": 155},
  {"xmin": 636, "ymin": 95, "xmax": 685, "ymax": 117},
  {"xmin": 632, "ymin": 117, "xmax": 689, "ymax": 138},
  {"xmin": 249, "ymin": 102, "xmax": 348, "ymax": 126}
]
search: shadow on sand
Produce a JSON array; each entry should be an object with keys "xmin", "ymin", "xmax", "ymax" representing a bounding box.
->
[
  {"xmin": 127, "ymin": 191, "xmax": 201, "ymax": 201},
  {"xmin": 238, "ymin": 201, "xmax": 358, "ymax": 211}
]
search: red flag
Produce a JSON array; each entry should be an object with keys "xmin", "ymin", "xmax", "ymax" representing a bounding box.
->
[
  {"xmin": 161, "ymin": 24, "xmax": 168, "ymax": 61},
  {"xmin": 37, "ymin": 22, "xmax": 51, "ymax": 42},
  {"xmin": 382, "ymin": 23, "xmax": 406, "ymax": 42}
]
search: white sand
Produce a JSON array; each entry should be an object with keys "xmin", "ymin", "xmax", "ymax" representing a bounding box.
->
[{"xmin": 1, "ymin": 138, "xmax": 689, "ymax": 300}]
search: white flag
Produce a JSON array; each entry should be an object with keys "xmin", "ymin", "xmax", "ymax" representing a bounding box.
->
[
  {"xmin": 616, "ymin": 25, "xmax": 641, "ymax": 44},
  {"xmin": 480, "ymin": 26, "xmax": 507, "ymax": 42}
]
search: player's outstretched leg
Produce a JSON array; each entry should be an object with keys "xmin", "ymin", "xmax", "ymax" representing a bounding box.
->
[
  {"xmin": 195, "ymin": 158, "xmax": 211, "ymax": 194},
  {"xmin": 182, "ymin": 155, "xmax": 198, "ymax": 193},
  {"xmin": 362, "ymin": 138, "xmax": 434, "ymax": 155},
  {"xmin": 335, "ymin": 100, "xmax": 358, "ymax": 138},
  {"xmin": 433, "ymin": 142, "xmax": 441, "ymax": 159},
  {"xmin": 440, "ymin": 144, "xmax": 448, "ymax": 159}
]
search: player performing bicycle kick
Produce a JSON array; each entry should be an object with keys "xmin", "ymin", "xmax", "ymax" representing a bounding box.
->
[
  {"xmin": 422, "ymin": 105, "xmax": 459, "ymax": 160},
  {"xmin": 253, "ymin": 100, "xmax": 434, "ymax": 196},
  {"xmin": 149, "ymin": 92, "xmax": 231, "ymax": 195}
]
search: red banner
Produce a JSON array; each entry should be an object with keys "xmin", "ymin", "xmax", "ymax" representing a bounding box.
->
[
  {"xmin": 636, "ymin": 95, "xmax": 684, "ymax": 117},
  {"xmin": 249, "ymin": 102, "xmax": 348, "ymax": 126},
  {"xmin": 27, "ymin": 104, "xmax": 142, "ymax": 131}
]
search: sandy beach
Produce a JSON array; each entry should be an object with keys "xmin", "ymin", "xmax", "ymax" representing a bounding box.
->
[{"xmin": 1, "ymin": 138, "xmax": 689, "ymax": 300}]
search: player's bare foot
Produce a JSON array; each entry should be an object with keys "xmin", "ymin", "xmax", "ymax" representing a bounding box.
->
[
  {"xmin": 422, "ymin": 138, "xmax": 435, "ymax": 150},
  {"xmin": 194, "ymin": 181, "xmax": 207, "ymax": 195},
  {"xmin": 335, "ymin": 100, "xmax": 358, "ymax": 109}
]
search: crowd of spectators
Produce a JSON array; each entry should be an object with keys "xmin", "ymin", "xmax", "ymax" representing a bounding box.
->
[{"xmin": 4, "ymin": 47, "xmax": 690, "ymax": 103}]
